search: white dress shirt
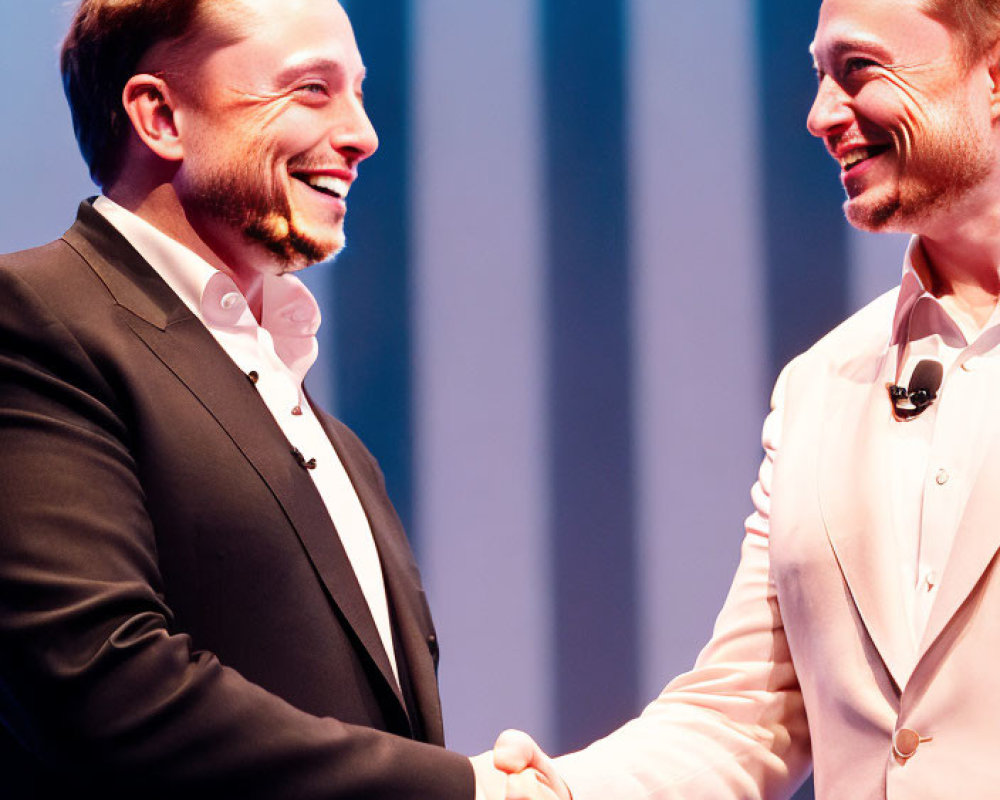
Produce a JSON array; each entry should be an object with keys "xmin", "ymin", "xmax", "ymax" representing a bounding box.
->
[
  {"xmin": 93, "ymin": 196, "xmax": 399, "ymax": 684},
  {"xmin": 887, "ymin": 238, "xmax": 1000, "ymax": 652}
]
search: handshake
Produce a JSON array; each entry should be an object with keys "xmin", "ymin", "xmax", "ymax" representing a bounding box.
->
[{"xmin": 469, "ymin": 730, "xmax": 571, "ymax": 800}]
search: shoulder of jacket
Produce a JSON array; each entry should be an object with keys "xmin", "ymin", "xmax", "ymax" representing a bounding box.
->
[{"xmin": 787, "ymin": 286, "xmax": 898, "ymax": 377}]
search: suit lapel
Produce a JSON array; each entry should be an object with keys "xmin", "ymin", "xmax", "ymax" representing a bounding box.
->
[
  {"xmin": 369, "ymin": 518, "xmax": 445, "ymax": 743},
  {"xmin": 311, "ymin": 412, "xmax": 413, "ymax": 714},
  {"xmin": 918, "ymin": 384, "xmax": 1000, "ymax": 658},
  {"xmin": 312, "ymin": 410, "xmax": 441, "ymax": 736},
  {"xmin": 814, "ymin": 318, "xmax": 1000, "ymax": 682},
  {"xmin": 818, "ymin": 348, "xmax": 915, "ymax": 690},
  {"xmin": 131, "ymin": 318, "xmax": 403, "ymax": 705},
  {"xmin": 64, "ymin": 204, "xmax": 407, "ymax": 720}
]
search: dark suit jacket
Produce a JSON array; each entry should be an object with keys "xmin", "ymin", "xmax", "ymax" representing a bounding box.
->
[{"xmin": 0, "ymin": 202, "xmax": 474, "ymax": 799}]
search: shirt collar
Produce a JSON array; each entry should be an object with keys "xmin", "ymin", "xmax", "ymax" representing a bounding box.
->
[
  {"xmin": 92, "ymin": 195, "xmax": 321, "ymax": 384},
  {"xmin": 891, "ymin": 235, "xmax": 935, "ymax": 347},
  {"xmin": 888, "ymin": 233, "xmax": 1000, "ymax": 374}
]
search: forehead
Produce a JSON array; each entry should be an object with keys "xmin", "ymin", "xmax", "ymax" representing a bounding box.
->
[
  {"xmin": 810, "ymin": 0, "xmax": 956, "ymax": 64},
  {"xmin": 199, "ymin": 0, "xmax": 365, "ymax": 84}
]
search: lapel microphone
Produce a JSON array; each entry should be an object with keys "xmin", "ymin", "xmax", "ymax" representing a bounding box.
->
[{"xmin": 888, "ymin": 358, "xmax": 943, "ymax": 421}]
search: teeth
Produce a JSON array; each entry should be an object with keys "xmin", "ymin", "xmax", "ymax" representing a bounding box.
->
[
  {"xmin": 839, "ymin": 148, "xmax": 873, "ymax": 169},
  {"xmin": 304, "ymin": 175, "xmax": 350, "ymax": 198}
]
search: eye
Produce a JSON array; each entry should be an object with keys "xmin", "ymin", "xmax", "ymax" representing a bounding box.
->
[
  {"xmin": 842, "ymin": 56, "xmax": 878, "ymax": 76},
  {"xmin": 297, "ymin": 82, "xmax": 330, "ymax": 97}
]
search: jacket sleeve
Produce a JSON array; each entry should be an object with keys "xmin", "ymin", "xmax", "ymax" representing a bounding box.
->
[
  {"xmin": 0, "ymin": 262, "xmax": 474, "ymax": 799},
  {"xmin": 555, "ymin": 361, "xmax": 812, "ymax": 800}
]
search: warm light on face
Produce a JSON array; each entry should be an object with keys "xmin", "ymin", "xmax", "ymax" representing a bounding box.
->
[
  {"xmin": 174, "ymin": 0, "xmax": 378, "ymax": 274},
  {"xmin": 807, "ymin": 0, "xmax": 995, "ymax": 233}
]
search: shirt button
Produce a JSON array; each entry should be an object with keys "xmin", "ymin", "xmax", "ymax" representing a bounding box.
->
[
  {"xmin": 892, "ymin": 728, "xmax": 922, "ymax": 760},
  {"xmin": 220, "ymin": 291, "xmax": 243, "ymax": 310},
  {"xmin": 935, "ymin": 469, "xmax": 949, "ymax": 486},
  {"xmin": 924, "ymin": 571, "xmax": 938, "ymax": 590},
  {"xmin": 291, "ymin": 405, "xmax": 303, "ymax": 416}
]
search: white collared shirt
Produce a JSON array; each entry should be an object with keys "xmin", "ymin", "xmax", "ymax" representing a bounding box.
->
[
  {"xmin": 93, "ymin": 196, "xmax": 399, "ymax": 684},
  {"xmin": 887, "ymin": 237, "xmax": 1000, "ymax": 651}
]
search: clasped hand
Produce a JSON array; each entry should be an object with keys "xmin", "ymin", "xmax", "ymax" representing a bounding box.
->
[{"xmin": 470, "ymin": 730, "xmax": 571, "ymax": 800}]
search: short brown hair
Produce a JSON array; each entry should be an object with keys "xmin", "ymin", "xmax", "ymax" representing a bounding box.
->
[
  {"xmin": 922, "ymin": 0, "xmax": 1000, "ymax": 67},
  {"xmin": 60, "ymin": 0, "xmax": 207, "ymax": 188}
]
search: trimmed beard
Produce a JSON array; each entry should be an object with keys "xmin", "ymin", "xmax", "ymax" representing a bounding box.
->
[
  {"xmin": 846, "ymin": 108, "xmax": 993, "ymax": 233},
  {"xmin": 186, "ymin": 146, "xmax": 344, "ymax": 271}
]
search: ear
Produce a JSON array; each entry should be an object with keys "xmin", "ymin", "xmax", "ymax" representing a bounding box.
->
[
  {"xmin": 987, "ymin": 41, "xmax": 1000, "ymax": 121},
  {"xmin": 121, "ymin": 73, "xmax": 185, "ymax": 162}
]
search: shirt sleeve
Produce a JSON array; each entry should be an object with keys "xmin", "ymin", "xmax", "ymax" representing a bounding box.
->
[{"xmin": 555, "ymin": 361, "xmax": 812, "ymax": 800}]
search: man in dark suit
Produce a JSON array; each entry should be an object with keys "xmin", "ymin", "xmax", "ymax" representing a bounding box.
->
[{"xmin": 0, "ymin": 0, "xmax": 497, "ymax": 796}]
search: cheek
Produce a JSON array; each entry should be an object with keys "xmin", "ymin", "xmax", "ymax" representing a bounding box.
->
[
  {"xmin": 261, "ymin": 125, "xmax": 322, "ymax": 174},
  {"xmin": 282, "ymin": 105, "xmax": 341, "ymax": 150},
  {"xmin": 861, "ymin": 75, "xmax": 936, "ymax": 137},
  {"xmin": 964, "ymin": 91, "xmax": 996, "ymax": 134}
]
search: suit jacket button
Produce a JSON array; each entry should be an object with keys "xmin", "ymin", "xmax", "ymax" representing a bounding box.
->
[{"xmin": 892, "ymin": 728, "xmax": 922, "ymax": 760}]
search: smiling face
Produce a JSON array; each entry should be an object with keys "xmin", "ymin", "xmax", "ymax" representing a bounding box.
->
[
  {"xmin": 807, "ymin": 0, "xmax": 997, "ymax": 233},
  {"xmin": 169, "ymin": 0, "xmax": 377, "ymax": 273}
]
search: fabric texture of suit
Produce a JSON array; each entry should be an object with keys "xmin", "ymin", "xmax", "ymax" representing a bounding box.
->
[
  {"xmin": 558, "ymin": 270, "xmax": 1000, "ymax": 799},
  {"xmin": 0, "ymin": 202, "xmax": 473, "ymax": 799}
]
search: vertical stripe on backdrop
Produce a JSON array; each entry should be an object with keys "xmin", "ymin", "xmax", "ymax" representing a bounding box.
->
[
  {"xmin": 413, "ymin": 1, "xmax": 553, "ymax": 753},
  {"xmin": 756, "ymin": 0, "xmax": 849, "ymax": 382},
  {"xmin": 628, "ymin": 0, "xmax": 768, "ymax": 700},
  {"xmin": 847, "ymin": 227, "xmax": 909, "ymax": 314},
  {"xmin": 0, "ymin": 3, "xmax": 94, "ymax": 253},
  {"xmin": 334, "ymin": 0, "xmax": 416, "ymax": 535},
  {"xmin": 756, "ymin": 3, "xmax": 846, "ymax": 797},
  {"xmin": 541, "ymin": 0, "xmax": 640, "ymax": 754}
]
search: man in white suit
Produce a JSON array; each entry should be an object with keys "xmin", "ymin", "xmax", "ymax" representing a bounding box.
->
[{"xmin": 490, "ymin": 0, "xmax": 1000, "ymax": 797}]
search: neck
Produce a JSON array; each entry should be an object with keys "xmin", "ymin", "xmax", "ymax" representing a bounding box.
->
[
  {"xmin": 105, "ymin": 181, "xmax": 267, "ymax": 321},
  {"xmin": 910, "ymin": 185, "xmax": 1000, "ymax": 329}
]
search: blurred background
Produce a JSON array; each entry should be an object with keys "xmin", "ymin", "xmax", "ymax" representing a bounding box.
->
[{"xmin": 0, "ymin": 2, "xmax": 910, "ymax": 797}]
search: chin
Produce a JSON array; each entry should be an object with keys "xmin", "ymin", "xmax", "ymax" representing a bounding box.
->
[
  {"xmin": 277, "ymin": 235, "xmax": 344, "ymax": 273},
  {"xmin": 301, "ymin": 228, "xmax": 346, "ymax": 266},
  {"xmin": 247, "ymin": 211, "xmax": 346, "ymax": 270},
  {"xmin": 843, "ymin": 188, "xmax": 903, "ymax": 233},
  {"xmin": 292, "ymin": 213, "xmax": 346, "ymax": 262}
]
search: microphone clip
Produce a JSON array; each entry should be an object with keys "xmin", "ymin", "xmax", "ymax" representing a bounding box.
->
[
  {"xmin": 888, "ymin": 383, "xmax": 937, "ymax": 420},
  {"xmin": 291, "ymin": 447, "xmax": 317, "ymax": 470},
  {"xmin": 888, "ymin": 358, "xmax": 943, "ymax": 421}
]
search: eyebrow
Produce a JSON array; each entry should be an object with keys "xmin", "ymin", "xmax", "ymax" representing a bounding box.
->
[
  {"xmin": 810, "ymin": 37, "xmax": 893, "ymax": 68},
  {"xmin": 274, "ymin": 57, "xmax": 367, "ymax": 87}
]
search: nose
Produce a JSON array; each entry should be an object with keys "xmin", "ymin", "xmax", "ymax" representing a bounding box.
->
[
  {"xmin": 806, "ymin": 75, "xmax": 852, "ymax": 139},
  {"xmin": 333, "ymin": 95, "xmax": 379, "ymax": 163}
]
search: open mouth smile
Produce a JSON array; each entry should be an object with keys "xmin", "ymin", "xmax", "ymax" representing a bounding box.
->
[
  {"xmin": 838, "ymin": 144, "xmax": 891, "ymax": 172},
  {"xmin": 292, "ymin": 173, "xmax": 350, "ymax": 200}
]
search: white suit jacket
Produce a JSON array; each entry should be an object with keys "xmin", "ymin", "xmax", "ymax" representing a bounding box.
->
[{"xmin": 558, "ymin": 284, "xmax": 1000, "ymax": 800}]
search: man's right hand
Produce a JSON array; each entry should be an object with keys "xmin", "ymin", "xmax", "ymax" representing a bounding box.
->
[{"xmin": 491, "ymin": 729, "xmax": 571, "ymax": 800}]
